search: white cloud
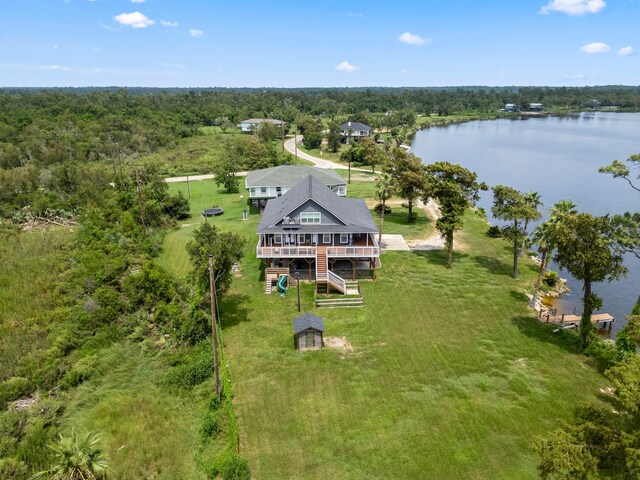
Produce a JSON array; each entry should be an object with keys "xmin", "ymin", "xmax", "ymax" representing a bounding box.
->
[
  {"xmin": 539, "ymin": 0, "xmax": 606, "ymax": 15},
  {"xmin": 52, "ymin": 44, "xmax": 59, "ymax": 49},
  {"xmin": 398, "ymin": 32, "xmax": 430, "ymax": 46},
  {"xmin": 45, "ymin": 65, "xmax": 70, "ymax": 71},
  {"xmin": 618, "ymin": 46, "xmax": 635, "ymax": 56},
  {"xmin": 580, "ymin": 42, "xmax": 610, "ymax": 53},
  {"xmin": 160, "ymin": 20, "xmax": 178, "ymax": 27},
  {"xmin": 131, "ymin": 0, "xmax": 146, "ymax": 2},
  {"xmin": 347, "ymin": 12, "xmax": 363, "ymax": 17},
  {"xmin": 336, "ymin": 61, "xmax": 358, "ymax": 73},
  {"xmin": 189, "ymin": 29, "xmax": 204, "ymax": 37},
  {"xmin": 113, "ymin": 11, "xmax": 155, "ymax": 28}
]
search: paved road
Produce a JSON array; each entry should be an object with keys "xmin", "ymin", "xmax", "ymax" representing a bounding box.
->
[{"xmin": 283, "ymin": 136, "xmax": 347, "ymax": 169}]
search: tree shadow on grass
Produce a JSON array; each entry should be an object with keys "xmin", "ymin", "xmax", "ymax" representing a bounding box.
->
[
  {"xmin": 412, "ymin": 249, "xmax": 468, "ymax": 267},
  {"xmin": 472, "ymin": 255, "xmax": 512, "ymax": 277},
  {"xmin": 510, "ymin": 290, "xmax": 529, "ymax": 303},
  {"xmin": 219, "ymin": 294, "xmax": 251, "ymax": 328},
  {"xmin": 511, "ymin": 314, "xmax": 581, "ymax": 355}
]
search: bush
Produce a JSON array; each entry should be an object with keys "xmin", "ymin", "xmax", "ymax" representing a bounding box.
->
[
  {"xmin": 0, "ymin": 377, "xmax": 31, "ymax": 409},
  {"xmin": 0, "ymin": 458, "xmax": 29, "ymax": 479},
  {"xmin": 302, "ymin": 132, "xmax": 323, "ymax": 150},
  {"xmin": 164, "ymin": 342, "xmax": 214, "ymax": 389},
  {"xmin": 209, "ymin": 451, "xmax": 251, "ymax": 480},
  {"xmin": 486, "ymin": 225, "xmax": 502, "ymax": 238},
  {"xmin": 542, "ymin": 271, "xmax": 560, "ymax": 287},
  {"xmin": 374, "ymin": 203, "xmax": 391, "ymax": 214},
  {"xmin": 201, "ymin": 411, "xmax": 221, "ymax": 439}
]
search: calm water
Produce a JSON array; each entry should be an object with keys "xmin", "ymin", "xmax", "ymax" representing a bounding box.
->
[{"xmin": 412, "ymin": 112, "xmax": 640, "ymax": 335}]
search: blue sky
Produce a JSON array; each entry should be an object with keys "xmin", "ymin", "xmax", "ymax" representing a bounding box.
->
[{"xmin": 1, "ymin": 0, "xmax": 638, "ymax": 87}]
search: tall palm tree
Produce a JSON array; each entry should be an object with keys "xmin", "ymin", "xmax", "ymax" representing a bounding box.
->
[
  {"xmin": 520, "ymin": 191, "xmax": 543, "ymax": 256},
  {"xmin": 529, "ymin": 200, "xmax": 577, "ymax": 308},
  {"xmin": 31, "ymin": 429, "xmax": 109, "ymax": 480},
  {"xmin": 375, "ymin": 173, "xmax": 396, "ymax": 246}
]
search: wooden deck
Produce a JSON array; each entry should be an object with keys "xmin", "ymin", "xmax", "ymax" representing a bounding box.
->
[{"xmin": 538, "ymin": 311, "xmax": 614, "ymax": 329}]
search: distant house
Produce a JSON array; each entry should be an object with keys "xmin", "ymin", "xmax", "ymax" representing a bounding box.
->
[
  {"xmin": 584, "ymin": 99, "xmax": 601, "ymax": 109},
  {"xmin": 293, "ymin": 313, "xmax": 325, "ymax": 350},
  {"xmin": 238, "ymin": 118, "xmax": 286, "ymax": 133},
  {"xmin": 245, "ymin": 165, "xmax": 347, "ymax": 208},
  {"xmin": 529, "ymin": 103, "xmax": 544, "ymax": 112},
  {"xmin": 340, "ymin": 121, "xmax": 372, "ymax": 142},
  {"xmin": 256, "ymin": 175, "xmax": 380, "ymax": 289},
  {"xmin": 501, "ymin": 103, "xmax": 519, "ymax": 112}
]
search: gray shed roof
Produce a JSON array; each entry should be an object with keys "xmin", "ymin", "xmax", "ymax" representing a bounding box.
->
[
  {"xmin": 293, "ymin": 313, "xmax": 325, "ymax": 334},
  {"xmin": 340, "ymin": 121, "xmax": 372, "ymax": 132},
  {"xmin": 257, "ymin": 175, "xmax": 378, "ymax": 234},
  {"xmin": 246, "ymin": 165, "xmax": 345, "ymax": 188}
]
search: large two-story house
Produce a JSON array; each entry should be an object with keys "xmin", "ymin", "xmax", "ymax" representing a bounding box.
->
[
  {"xmin": 340, "ymin": 121, "xmax": 372, "ymax": 142},
  {"xmin": 238, "ymin": 118, "xmax": 286, "ymax": 133},
  {"xmin": 245, "ymin": 165, "xmax": 347, "ymax": 208},
  {"xmin": 256, "ymin": 175, "xmax": 380, "ymax": 292}
]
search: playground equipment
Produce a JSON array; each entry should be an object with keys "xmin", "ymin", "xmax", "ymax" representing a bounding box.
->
[{"xmin": 277, "ymin": 275, "xmax": 288, "ymax": 296}]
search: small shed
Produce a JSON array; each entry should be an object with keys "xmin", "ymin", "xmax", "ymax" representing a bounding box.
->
[{"xmin": 293, "ymin": 313, "xmax": 325, "ymax": 350}]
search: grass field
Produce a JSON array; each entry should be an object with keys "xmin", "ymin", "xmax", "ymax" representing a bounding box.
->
[{"xmin": 159, "ymin": 179, "xmax": 608, "ymax": 479}]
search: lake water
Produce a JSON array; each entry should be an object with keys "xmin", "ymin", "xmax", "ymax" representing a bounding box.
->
[{"xmin": 412, "ymin": 112, "xmax": 640, "ymax": 335}]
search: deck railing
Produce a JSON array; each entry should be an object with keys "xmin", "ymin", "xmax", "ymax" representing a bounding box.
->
[
  {"xmin": 325, "ymin": 246, "xmax": 380, "ymax": 257},
  {"xmin": 256, "ymin": 245, "xmax": 317, "ymax": 257},
  {"xmin": 326, "ymin": 270, "xmax": 346, "ymax": 293}
]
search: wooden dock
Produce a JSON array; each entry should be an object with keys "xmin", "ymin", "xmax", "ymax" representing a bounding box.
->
[{"xmin": 538, "ymin": 310, "xmax": 614, "ymax": 330}]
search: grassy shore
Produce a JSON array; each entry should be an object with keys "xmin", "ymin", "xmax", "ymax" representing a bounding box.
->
[{"xmin": 159, "ymin": 178, "xmax": 608, "ymax": 479}]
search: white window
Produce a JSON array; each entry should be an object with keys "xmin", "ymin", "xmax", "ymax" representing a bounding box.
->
[
  {"xmin": 323, "ymin": 233, "xmax": 331, "ymax": 244},
  {"xmin": 340, "ymin": 233, "xmax": 349, "ymax": 244},
  {"xmin": 300, "ymin": 212, "xmax": 321, "ymax": 224},
  {"xmin": 335, "ymin": 186, "xmax": 346, "ymax": 196},
  {"xmin": 274, "ymin": 234, "xmax": 282, "ymax": 244},
  {"xmin": 250, "ymin": 188, "xmax": 256, "ymax": 196},
  {"xmin": 260, "ymin": 187, "xmax": 267, "ymax": 194},
  {"xmin": 298, "ymin": 234, "xmax": 305, "ymax": 243}
]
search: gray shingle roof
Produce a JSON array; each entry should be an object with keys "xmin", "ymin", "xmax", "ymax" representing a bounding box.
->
[
  {"xmin": 257, "ymin": 175, "xmax": 378, "ymax": 234},
  {"xmin": 246, "ymin": 165, "xmax": 345, "ymax": 188},
  {"xmin": 340, "ymin": 122, "xmax": 372, "ymax": 132},
  {"xmin": 293, "ymin": 313, "xmax": 325, "ymax": 334}
]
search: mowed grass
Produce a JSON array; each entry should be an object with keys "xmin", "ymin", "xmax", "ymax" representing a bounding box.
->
[{"xmin": 159, "ymin": 181, "xmax": 608, "ymax": 479}]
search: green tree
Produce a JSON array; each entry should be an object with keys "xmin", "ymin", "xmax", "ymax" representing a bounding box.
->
[
  {"xmin": 31, "ymin": 429, "xmax": 109, "ymax": 480},
  {"xmin": 554, "ymin": 213, "xmax": 627, "ymax": 349},
  {"xmin": 186, "ymin": 223, "xmax": 246, "ymax": 302},
  {"xmin": 385, "ymin": 149, "xmax": 428, "ymax": 224},
  {"xmin": 520, "ymin": 191, "xmax": 543, "ymax": 256},
  {"xmin": 599, "ymin": 153, "xmax": 640, "ymax": 193},
  {"xmin": 326, "ymin": 121, "xmax": 341, "ymax": 153},
  {"xmin": 302, "ymin": 131, "xmax": 323, "ymax": 150},
  {"xmin": 375, "ymin": 172, "xmax": 395, "ymax": 246},
  {"xmin": 529, "ymin": 200, "xmax": 577, "ymax": 309},
  {"xmin": 491, "ymin": 185, "xmax": 542, "ymax": 279},
  {"xmin": 425, "ymin": 162, "xmax": 487, "ymax": 268}
]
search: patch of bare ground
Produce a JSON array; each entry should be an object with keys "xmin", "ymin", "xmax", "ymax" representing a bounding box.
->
[{"xmin": 324, "ymin": 336, "xmax": 353, "ymax": 357}]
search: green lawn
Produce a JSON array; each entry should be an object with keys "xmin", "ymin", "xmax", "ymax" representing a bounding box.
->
[{"xmin": 159, "ymin": 179, "xmax": 608, "ymax": 479}]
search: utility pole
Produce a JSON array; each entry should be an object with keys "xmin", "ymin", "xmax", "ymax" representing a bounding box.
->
[
  {"xmin": 208, "ymin": 255, "xmax": 221, "ymax": 397},
  {"xmin": 296, "ymin": 272, "xmax": 301, "ymax": 313},
  {"xmin": 135, "ymin": 168, "xmax": 148, "ymax": 239}
]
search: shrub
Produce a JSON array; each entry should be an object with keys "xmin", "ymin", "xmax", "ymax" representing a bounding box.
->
[
  {"xmin": 209, "ymin": 451, "xmax": 251, "ymax": 480},
  {"xmin": 542, "ymin": 271, "xmax": 560, "ymax": 287},
  {"xmin": 302, "ymin": 132, "xmax": 323, "ymax": 150},
  {"xmin": 374, "ymin": 203, "xmax": 391, "ymax": 214},
  {"xmin": 201, "ymin": 411, "xmax": 221, "ymax": 439},
  {"xmin": 0, "ymin": 458, "xmax": 29, "ymax": 479},
  {"xmin": 0, "ymin": 377, "xmax": 31, "ymax": 409},
  {"xmin": 486, "ymin": 225, "xmax": 502, "ymax": 238},
  {"xmin": 164, "ymin": 341, "xmax": 213, "ymax": 389}
]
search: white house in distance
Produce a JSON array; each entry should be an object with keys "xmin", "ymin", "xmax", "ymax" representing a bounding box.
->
[
  {"xmin": 529, "ymin": 103, "xmax": 544, "ymax": 112},
  {"xmin": 339, "ymin": 121, "xmax": 372, "ymax": 142},
  {"xmin": 245, "ymin": 165, "xmax": 347, "ymax": 208},
  {"xmin": 238, "ymin": 118, "xmax": 286, "ymax": 133}
]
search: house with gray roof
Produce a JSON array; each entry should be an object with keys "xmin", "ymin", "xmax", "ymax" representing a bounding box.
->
[
  {"xmin": 340, "ymin": 121, "xmax": 372, "ymax": 142},
  {"xmin": 238, "ymin": 118, "xmax": 286, "ymax": 133},
  {"xmin": 245, "ymin": 165, "xmax": 347, "ymax": 207},
  {"xmin": 257, "ymin": 175, "xmax": 380, "ymax": 292}
]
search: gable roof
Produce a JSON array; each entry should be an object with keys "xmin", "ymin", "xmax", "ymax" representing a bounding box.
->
[
  {"xmin": 240, "ymin": 118, "xmax": 285, "ymax": 126},
  {"xmin": 293, "ymin": 313, "xmax": 325, "ymax": 334},
  {"xmin": 257, "ymin": 175, "xmax": 378, "ymax": 234},
  {"xmin": 340, "ymin": 121, "xmax": 372, "ymax": 132},
  {"xmin": 246, "ymin": 165, "xmax": 345, "ymax": 188}
]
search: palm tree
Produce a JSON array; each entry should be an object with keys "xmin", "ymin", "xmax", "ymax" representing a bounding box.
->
[
  {"xmin": 529, "ymin": 200, "xmax": 577, "ymax": 308},
  {"xmin": 375, "ymin": 173, "xmax": 395, "ymax": 246},
  {"xmin": 31, "ymin": 429, "xmax": 109, "ymax": 480},
  {"xmin": 520, "ymin": 191, "xmax": 543, "ymax": 256}
]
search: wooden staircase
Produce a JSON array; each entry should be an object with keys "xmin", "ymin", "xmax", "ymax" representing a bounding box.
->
[{"xmin": 316, "ymin": 246, "xmax": 328, "ymax": 283}]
